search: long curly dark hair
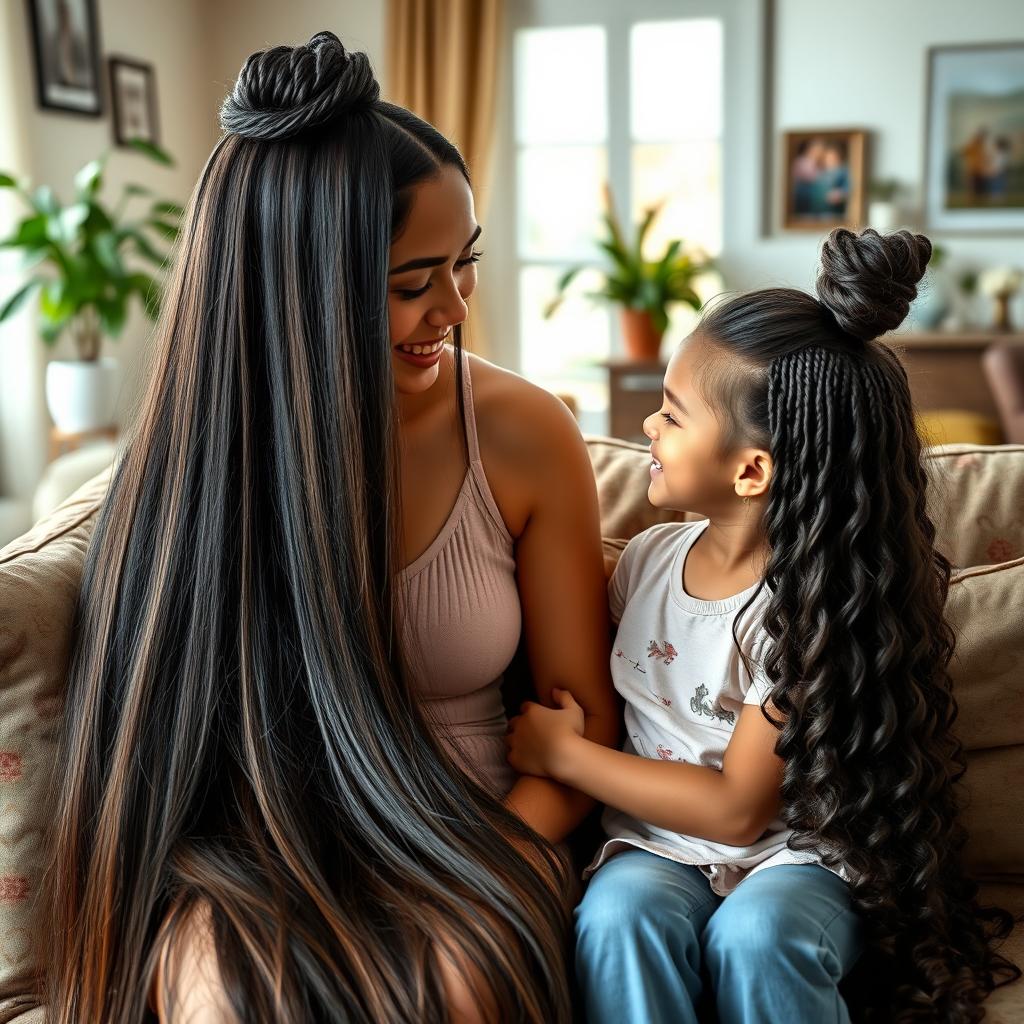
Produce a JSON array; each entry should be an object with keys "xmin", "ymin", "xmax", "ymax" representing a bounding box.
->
[{"xmin": 695, "ymin": 228, "xmax": 1019, "ymax": 1021}]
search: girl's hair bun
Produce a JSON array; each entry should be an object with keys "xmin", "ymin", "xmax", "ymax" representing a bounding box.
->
[
  {"xmin": 219, "ymin": 31, "xmax": 379, "ymax": 141},
  {"xmin": 815, "ymin": 227, "xmax": 933, "ymax": 342}
]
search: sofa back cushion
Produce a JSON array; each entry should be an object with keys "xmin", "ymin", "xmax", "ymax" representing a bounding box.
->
[
  {"xmin": 0, "ymin": 470, "xmax": 110, "ymax": 1005},
  {"xmin": 922, "ymin": 444, "xmax": 1024, "ymax": 570}
]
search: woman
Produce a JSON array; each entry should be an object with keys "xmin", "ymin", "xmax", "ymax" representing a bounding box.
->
[{"xmin": 44, "ymin": 32, "xmax": 619, "ymax": 1022}]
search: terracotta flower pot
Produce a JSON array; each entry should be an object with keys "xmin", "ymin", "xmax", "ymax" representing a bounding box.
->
[{"xmin": 620, "ymin": 308, "xmax": 665, "ymax": 362}]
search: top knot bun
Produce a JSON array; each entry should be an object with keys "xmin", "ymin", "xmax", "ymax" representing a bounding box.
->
[
  {"xmin": 219, "ymin": 31, "xmax": 379, "ymax": 141},
  {"xmin": 815, "ymin": 227, "xmax": 933, "ymax": 342}
]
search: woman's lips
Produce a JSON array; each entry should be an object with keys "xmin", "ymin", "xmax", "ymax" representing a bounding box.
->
[{"xmin": 394, "ymin": 337, "xmax": 445, "ymax": 369}]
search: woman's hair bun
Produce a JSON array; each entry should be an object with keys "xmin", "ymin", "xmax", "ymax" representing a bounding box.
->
[
  {"xmin": 219, "ymin": 31, "xmax": 379, "ymax": 141},
  {"xmin": 815, "ymin": 227, "xmax": 933, "ymax": 342}
]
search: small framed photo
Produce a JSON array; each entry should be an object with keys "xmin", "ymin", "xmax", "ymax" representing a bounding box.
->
[
  {"xmin": 25, "ymin": 0, "xmax": 103, "ymax": 116},
  {"xmin": 108, "ymin": 57, "xmax": 160, "ymax": 148},
  {"xmin": 924, "ymin": 43, "xmax": 1024, "ymax": 234},
  {"xmin": 781, "ymin": 129, "xmax": 868, "ymax": 231}
]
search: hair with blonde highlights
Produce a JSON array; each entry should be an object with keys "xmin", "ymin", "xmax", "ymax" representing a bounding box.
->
[{"xmin": 44, "ymin": 32, "xmax": 573, "ymax": 1023}]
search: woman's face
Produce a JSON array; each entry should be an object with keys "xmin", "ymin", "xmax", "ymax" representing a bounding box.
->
[{"xmin": 388, "ymin": 165, "xmax": 481, "ymax": 395}]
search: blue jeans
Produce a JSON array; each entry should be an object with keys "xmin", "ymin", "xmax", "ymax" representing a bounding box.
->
[{"xmin": 574, "ymin": 849, "xmax": 864, "ymax": 1024}]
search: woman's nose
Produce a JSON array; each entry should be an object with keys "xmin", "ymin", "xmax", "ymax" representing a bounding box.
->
[{"xmin": 427, "ymin": 281, "xmax": 469, "ymax": 329}]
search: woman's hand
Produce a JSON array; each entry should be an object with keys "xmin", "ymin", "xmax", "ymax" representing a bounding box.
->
[{"xmin": 505, "ymin": 688, "xmax": 585, "ymax": 780}]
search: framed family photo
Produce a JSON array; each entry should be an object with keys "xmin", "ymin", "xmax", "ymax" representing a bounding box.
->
[
  {"xmin": 25, "ymin": 0, "xmax": 103, "ymax": 116},
  {"xmin": 781, "ymin": 129, "xmax": 867, "ymax": 231},
  {"xmin": 108, "ymin": 57, "xmax": 160, "ymax": 148},
  {"xmin": 924, "ymin": 42, "xmax": 1024, "ymax": 233}
]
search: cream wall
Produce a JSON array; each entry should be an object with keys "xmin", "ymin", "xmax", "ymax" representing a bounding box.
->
[
  {"xmin": 480, "ymin": 0, "xmax": 1024, "ymax": 381},
  {"xmin": 723, "ymin": 0, "xmax": 1024, "ymax": 299},
  {"xmin": 0, "ymin": 1, "xmax": 387, "ymax": 510}
]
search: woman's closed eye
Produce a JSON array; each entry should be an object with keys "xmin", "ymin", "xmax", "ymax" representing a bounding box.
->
[{"xmin": 394, "ymin": 250, "xmax": 484, "ymax": 301}]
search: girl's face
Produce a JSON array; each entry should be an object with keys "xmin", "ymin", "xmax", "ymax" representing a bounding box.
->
[
  {"xmin": 642, "ymin": 336, "xmax": 770, "ymax": 515},
  {"xmin": 387, "ymin": 165, "xmax": 481, "ymax": 395}
]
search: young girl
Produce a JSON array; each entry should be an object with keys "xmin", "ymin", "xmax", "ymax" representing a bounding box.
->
[{"xmin": 506, "ymin": 228, "xmax": 1019, "ymax": 1023}]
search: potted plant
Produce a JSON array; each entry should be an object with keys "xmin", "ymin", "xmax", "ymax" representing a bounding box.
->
[
  {"xmin": 543, "ymin": 184, "xmax": 713, "ymax": 362},
  {"xmin": 0, "ymin": 140, "xmax": 182, "ymax": 433},
  {"xmin": 908, "ymin": 242, "xmax": 950, "ymax": 330}
]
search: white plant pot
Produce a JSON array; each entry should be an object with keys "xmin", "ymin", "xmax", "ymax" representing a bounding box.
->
[
  {"xmin": 45, "ymin": 357, "xmax": 118, "ymax": 433},
  {"xmin": 868, "ymin": 201, "xmax": 900, "ymax": 232}
]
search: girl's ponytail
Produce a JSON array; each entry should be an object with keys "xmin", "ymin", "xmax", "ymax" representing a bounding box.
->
[{"xmin": 692, "ymin": 228, "xmax": 1019, "ymax": 1021}]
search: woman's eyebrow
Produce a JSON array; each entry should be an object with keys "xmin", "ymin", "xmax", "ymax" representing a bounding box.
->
[{"xmin": 389, "ymin": 225, "xmax": 482, "ymax": 275}]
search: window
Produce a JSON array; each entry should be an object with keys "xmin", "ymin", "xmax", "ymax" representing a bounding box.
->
[{"xmin": 512, "ymin": 7, "xmax": 724, "ymax": 433}]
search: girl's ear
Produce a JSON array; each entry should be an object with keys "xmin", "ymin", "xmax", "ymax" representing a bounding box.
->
[{"xmin": 734, "ymin": 449, "xmax": 772, "ymax": 499}]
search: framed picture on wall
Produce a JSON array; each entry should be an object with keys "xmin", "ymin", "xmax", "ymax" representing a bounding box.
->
[
  {"xmin": 108, "ymin": 57, "xmax": 160, "ymax": 148},
  {"xmin": 781, "ymin": 129, "xmax": 868, "ymax": 231},
  {"xmin": 25, "ymin": 0, "xmax": 103, "ymax": 116},
  {"xmin": 925, "ymin": 43, "xmax": 1024, "ymax": 233}
]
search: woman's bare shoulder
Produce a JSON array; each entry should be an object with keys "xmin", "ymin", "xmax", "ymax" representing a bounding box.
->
[{"xmin": 465, "ymin": 351, "xmax": 583, "ymax": 467}]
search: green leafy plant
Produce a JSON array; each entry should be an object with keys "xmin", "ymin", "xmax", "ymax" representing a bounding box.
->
[
  {"xmin": 0, "ymin": 139, "xmax": 182, "ymax": 361},
  {"xmin": 868, "ymin": 178, "xmax": 903, "ymax": 202},
  {"xmin": 543, "ymin": 184, "xmax": 713, "ymax": 335}
]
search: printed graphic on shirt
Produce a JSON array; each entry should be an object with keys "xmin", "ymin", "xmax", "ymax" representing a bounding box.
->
[
  {"xmin": 630, "ymin": 731, "xmax": 684, "ymax": 762},
  {"xmin": 689, "ymin": 683, "xmax": 736, "ymax": 725},
  {"xmin": 614, "ymin": 648, "xmax": 647, "ymax": 675},
  {"xmin": 646, "ymin": 640, "xmax": 677, "ymax": 665}
]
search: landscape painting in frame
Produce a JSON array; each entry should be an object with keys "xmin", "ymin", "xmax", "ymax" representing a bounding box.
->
[{"xmin": 925, "ymin": 43, "xmax": 1024, "ymax": 233}]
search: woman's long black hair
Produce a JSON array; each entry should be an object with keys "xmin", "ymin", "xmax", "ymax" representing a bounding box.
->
[
  {"xmin": 43, "ymin": 31, "xmax": 573, "ymax": 1023},
  {"xmin": 695, "ymin": 228, "xmax": 1019, "ymax": 1021}
]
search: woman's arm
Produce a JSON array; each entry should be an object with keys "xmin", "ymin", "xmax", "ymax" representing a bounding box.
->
[
  {"xmin": 508, "ymin": 694, "xmax": 784, "ymax": 847},
  {"xmin": 481, "ymin": 378, "xmax": 621, "ymax": 844}
]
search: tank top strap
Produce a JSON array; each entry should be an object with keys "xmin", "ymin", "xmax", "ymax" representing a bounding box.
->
[
  {"xmin": 457, "ymin": 348, "xmax": 514, "ymax": 544},
  {"xmin": 458, "ymin": 347, "xmax": 483, "ymax": 464}
]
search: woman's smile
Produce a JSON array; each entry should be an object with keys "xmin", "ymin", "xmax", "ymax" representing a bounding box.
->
[{"xmin": 394, "ymin": 334, "xmax": 448, "ymax": 369}]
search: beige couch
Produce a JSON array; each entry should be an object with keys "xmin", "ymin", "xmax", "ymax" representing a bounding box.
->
[{"xmin": 0, "ymin": 439, "xmax": 1020, "ymax": 1022}]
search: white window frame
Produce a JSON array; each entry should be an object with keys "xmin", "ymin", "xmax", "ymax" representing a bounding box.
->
[{"xmin": 478, "ymin": 0, "xmax": 766, "ymax": 434}]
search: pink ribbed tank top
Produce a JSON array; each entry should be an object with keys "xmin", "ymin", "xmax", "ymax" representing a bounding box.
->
[{"xmin": 400, "ymin": 350, "xmax": 521, "ymax": 799}]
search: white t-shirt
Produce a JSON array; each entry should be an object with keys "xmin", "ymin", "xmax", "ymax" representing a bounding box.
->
[{"xmin": 585, "ymin": 520, "xmax": 841, "ymax": 896}]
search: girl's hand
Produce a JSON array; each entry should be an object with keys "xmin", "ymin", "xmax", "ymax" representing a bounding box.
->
[{"xmin": 505, "ymin": 688, "xmax": 585, "ymax": 780}]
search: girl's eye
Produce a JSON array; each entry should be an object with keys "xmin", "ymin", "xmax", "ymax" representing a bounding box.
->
[{"xmin": 660, "ymin": 412, "xmax": 677, "ymax": 426}]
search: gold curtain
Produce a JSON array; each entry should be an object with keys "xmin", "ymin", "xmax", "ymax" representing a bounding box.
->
[{"xmin": 386, "ymin": 0, "xmax": 504, "ymax": 357}]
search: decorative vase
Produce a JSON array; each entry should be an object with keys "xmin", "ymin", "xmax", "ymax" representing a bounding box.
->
[
  {"xmin": 620, "ymin": 308, "xmax": 664, "ymax": 362},
  {"xmin": 908, "ymin": 271, "xmax": 949, "ymax": 330},
  {"xmin": 45, "ymin": 356, "xmax": 118, "ymax": 433},
  {"xmin": 868, "ymin": 200, "xmax": 899, "ymax": 233},
  {"xmin": 992, "ymin": 290, "xmax": 1015, "ymax": 333}
]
